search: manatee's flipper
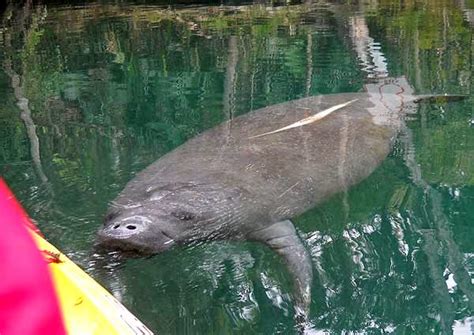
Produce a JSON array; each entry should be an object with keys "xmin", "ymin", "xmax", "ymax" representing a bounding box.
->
[{"xmin": 249, "ymin": 220, "xmax": 313, "ymax": 322}]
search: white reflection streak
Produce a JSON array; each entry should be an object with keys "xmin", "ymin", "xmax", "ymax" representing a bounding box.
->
[
  {"xmin": 443, "ymin": 268, "xmax": 457, "ymax": 293},
  {"xmin": 349, "ymin": 15, "xmax": 388, "ymax": 78},
  {"xmin": 342, "ymin": 228, "xmax": 365, "ymax": 273},
  {"xmin": 389, "ymin": 213, "xmax": 409, "ymax": 257},
  {"xmin": 197, "ymin": 245, "xmax": 259, "ymax": 321},
  {"xmin": 452, "ymin": 316, "xmax": 474, "ymax": 335},
  {"xmin": 260, "ymin": 272, "xmax": 289, "ymax": 315}
]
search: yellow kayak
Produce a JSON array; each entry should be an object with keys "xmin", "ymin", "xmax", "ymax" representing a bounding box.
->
[{"xmin": 31, "ymin": 230, "xmax": 154, "ymax": 335}]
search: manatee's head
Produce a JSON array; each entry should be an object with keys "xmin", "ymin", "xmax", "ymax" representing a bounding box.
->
[
  {"xmin": 96, "ymin": 182, "xmax": 229, "ymax": 255},
  {"xmin": 96, "ymin": 205, "xmax": 177, "ymax": 255}
]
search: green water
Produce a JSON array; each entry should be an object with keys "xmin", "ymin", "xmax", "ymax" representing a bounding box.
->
[{"xmin": 1, "ymin": 0, "xmax": 473, "ymax": 333}]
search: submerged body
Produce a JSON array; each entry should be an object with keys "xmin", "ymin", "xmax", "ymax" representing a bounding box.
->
[{"xmin": 98, "ymin": 78, "xmax": 416, "ymax": 320}]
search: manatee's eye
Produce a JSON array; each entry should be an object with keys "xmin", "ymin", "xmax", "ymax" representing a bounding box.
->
[{"xmin": 171, "ymin": 211, "xmax": 196, "ymax": 221}]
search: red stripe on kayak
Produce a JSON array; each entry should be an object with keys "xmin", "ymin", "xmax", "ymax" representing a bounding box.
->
[{"xmin": 0, "ymin": 179, "xmax": 66, "ymax": 335}]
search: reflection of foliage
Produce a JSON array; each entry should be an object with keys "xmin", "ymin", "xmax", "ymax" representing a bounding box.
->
[
  {"xmin": 411, "ymin": 103, "xmax": 474, "ymax": 186},
  {"xmin": 367, "ymin": 0, "xmax": 471, "ymax": 91},
  {"xmin": 0, "ymin": 69, "xmax": 29, "ymax": 165},
  {"xmin": 51, "ymin": 153, "xmax": 82, "ymax": 187},
  {"xmin": 21, "ymin": 9, "xmax": 65, "ymax": 115}
]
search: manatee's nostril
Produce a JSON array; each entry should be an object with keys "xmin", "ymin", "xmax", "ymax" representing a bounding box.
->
[
  {"xmin": 113, "ymin": 224, "xmax": 120, "ymax": 229},
  {"xmin": 126, "ymin": 225, "xmax": 137, "ymax": 230}
]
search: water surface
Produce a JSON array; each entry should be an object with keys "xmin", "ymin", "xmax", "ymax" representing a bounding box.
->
[{"xmin": 1, "ymin": 1, "xmax": 473, "ymax": 333}]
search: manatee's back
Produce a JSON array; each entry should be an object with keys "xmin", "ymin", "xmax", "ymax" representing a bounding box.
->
[{"xmin": 121, "ymin": 93, "xmax": 398, "ymax": 224}]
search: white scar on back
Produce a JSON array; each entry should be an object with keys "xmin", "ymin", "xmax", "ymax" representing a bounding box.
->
[{"xmin": 249, "ymin": 99, "xmax": 358, "ymax": 139}]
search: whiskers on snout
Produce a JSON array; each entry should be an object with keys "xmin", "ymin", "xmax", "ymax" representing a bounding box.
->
[{"xmin": 97, "ymin": 212, "xmax": 177, "ymax": 256}]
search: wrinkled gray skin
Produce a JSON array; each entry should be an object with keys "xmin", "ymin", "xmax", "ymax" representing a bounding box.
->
[{"xmin": 97, "ymin": 78, "xmax": 419, "ymax": 322}]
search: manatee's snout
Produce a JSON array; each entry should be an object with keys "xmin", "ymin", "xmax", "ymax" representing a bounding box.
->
[
  {"xmin": 100, "ymin": 216, "xmax": 147, "ymax": 238},
  {"xmin": 97, "ymin": 211, "xmax": 176, "ymax": 254}
]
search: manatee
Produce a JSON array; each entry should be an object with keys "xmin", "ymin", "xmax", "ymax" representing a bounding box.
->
[{"xmin": 96, "ymin": 77, "xmax": 461, "ymax": 322}]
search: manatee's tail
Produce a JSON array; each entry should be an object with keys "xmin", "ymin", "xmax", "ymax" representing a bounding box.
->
[{"xmin": 412, "ymin": 94, "xmax": 468, "ymax": 103}]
